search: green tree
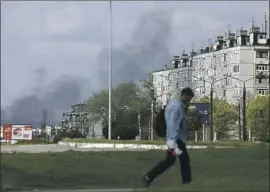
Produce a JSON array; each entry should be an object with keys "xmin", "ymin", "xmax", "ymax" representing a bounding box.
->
[
  {"xmin": 186, "ymin": 104, "xmax": 204, "ymax": 140},
  {"xmin": 140, "ymin": 74, "xmax": 166, "ymax": 140},
  {"xmin": 85, "ymin": 81, "xmax": 152, "ymax": 139},
  {"xmin": 199, "ymin": 97, "xmax": 237, "ymax": 140},
  {"xmin": 247, "ymin": 95, "xmax": 269, "ymax": 142}
]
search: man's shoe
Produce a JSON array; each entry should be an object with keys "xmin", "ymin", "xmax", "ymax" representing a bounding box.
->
[
  {"xmin": 141, "ymin": 175, "xmax": 151, "ymax": 188},
  {"xmin": 183, "ymin": 180, "xmax": 192, "ymax": 184}
]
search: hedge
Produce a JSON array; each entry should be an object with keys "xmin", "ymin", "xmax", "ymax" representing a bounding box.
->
[{"xmin": 15, "ymin": 139, "xmax": 52, "ymax": 145}]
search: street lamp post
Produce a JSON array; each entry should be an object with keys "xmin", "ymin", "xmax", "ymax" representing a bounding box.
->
[
  {"xmin": 227, "ymin": 76, "xmax": 256, "ymax": 141},
  {"xmin": 193, "ymin": 76, "xmax": 227, "ymax": 141},
  {"xmin": 242, "ymin": 82, "xmax": 247, "ymax": 141},
  {"xmin": 108, "ymin": 0, "xmax": 112, "ymax": 140},
  {"xmin": 151, "ymin": 100, "xmax": 154, "ymax": 141},
  {"xmin": 210, "ymin": 83, "xmax": 214, "ymax": 141},
  {"xmin": 138, "ymin": 110, "xmax": 141, "ymax": 140},
  {"xmin": 237, "ymin": 102, "xmax": 242, "ymax": 140}
]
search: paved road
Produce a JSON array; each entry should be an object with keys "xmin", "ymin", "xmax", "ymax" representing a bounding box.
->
[
  {"xmin": 1, "ymin": 144, "xmax": 149, "ymax": 154},
  {"xmin": 12, "ymin": 189, "xmax": 147, "ymax": 192}
]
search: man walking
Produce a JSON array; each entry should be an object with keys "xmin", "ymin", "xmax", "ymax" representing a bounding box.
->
[{"xmin": 142, "ymin": 87, "xmax": 194, "ymax": 187}]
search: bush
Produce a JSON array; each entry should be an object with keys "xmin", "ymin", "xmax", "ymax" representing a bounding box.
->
[
  {"xmin": 53, "ymin": 134, "xmax": 64, "ymax": 143},
  {"xmin": 247, "ymin": 95, "xmax": 269, "ymax": 142},
  {"xmin": 66, "ymin": 130, "xmax": 85, "ymax": 139},
  {"xmin": 53, "ymin": 130, "xmax": 85, "ymax": 143}
]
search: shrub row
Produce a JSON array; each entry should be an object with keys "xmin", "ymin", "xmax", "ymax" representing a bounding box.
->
[
  {"xmin": 15, "ymin": 138, "xmax": 52, "ymax": 145},
  {"xmin": 53, "ymin": 130, "xmax": 85, "ymax": 143}
]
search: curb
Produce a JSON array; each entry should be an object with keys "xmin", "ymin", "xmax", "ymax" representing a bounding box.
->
[{"xmin": 57, "ymin": 142, "xmax": 232, "ymax": 150}]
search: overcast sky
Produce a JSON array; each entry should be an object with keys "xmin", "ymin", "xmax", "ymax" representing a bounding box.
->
[{"xmin": 0, "ymin": 1, "xmax": 268, "ymax": 125}]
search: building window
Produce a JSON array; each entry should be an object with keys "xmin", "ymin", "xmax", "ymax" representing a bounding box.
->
[
  {"xmin": 224, "ymin": 54, "xmax": 227, "ymax": 61},
  {"xmin": 161, "ymin": 86, "xmax": 165, "ymax": 92},
  {"xmin": 224, "ymin": 79, "xmax": 228, "ymax": 85},
  {"xmin": 257, "ymin": 78, "xmax": 268, "ymax": 84},
  {"xmin": 258, "ymin": 89, "xmax": 267, "ymax": 95},
  {"xmin": 233, "ymin": 65, "xmax": 239, "ymax": 72},
  {"xmin": 257, "ymin": 78, "xmax": 262, "ymax": 84},
  {"xmin": 256, "ymin": 64, "xmax": 268, "ymax": 71},
  {"xmin": 223, "ymin": 90, "xmax": 226, "ymax": 97},
  {"xmin": 256, "ymin": 51, "xmax": 268, "ymax": 58}
]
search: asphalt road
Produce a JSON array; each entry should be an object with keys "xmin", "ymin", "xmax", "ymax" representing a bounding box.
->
[
  {"xmin": 1, "ymin": 144, "xmax": 149, "ymax": 154},
  {"xmin": 12, "ymin": 189, "xmax": 147, "ymax": 192}
]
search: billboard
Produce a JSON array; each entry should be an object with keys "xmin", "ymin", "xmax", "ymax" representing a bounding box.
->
[
  {"xmin": 3, "ymin": 124, "xmax": 12, "ymax": 140},
  {"xmin": 188, "ymin": 103, "xmax": 210, "ymax": 124},
  {"xmin": 12, "ymin": 125, "xmax": 33, "ymax": 140},
  {"xmin": 2, "ymin": 124, "xmax": 33, "ymax": 140},
  {"xmin": 0, "ymin": 126, "xmax": 3, "ymax": 139}
]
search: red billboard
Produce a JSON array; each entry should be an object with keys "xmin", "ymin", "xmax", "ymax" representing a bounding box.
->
[
  {"xmin": 3, "ymin": 124, "xmax": 33, "ymax": 140},
  {"xmin": 3, "ymin": 124, "xmax": 12, "ymax": 140}
]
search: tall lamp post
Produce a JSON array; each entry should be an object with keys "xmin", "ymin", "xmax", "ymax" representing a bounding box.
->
[
  {"xmin": 137, "ymin": 110, "xmax": 141, "ymax": 140},
  {"xmin": 108, "ymin": 0, "xmax": 112, "ymax": 140},
  {"xmin": 268, "ymin": 1, "xmax": 270, "ymax": 142},
  {"xmin": 227, "ymin": 75, "xmax": 257, "ymax": 141},
  {"xmin": 193, "ymin": 76, "xmax": 228, "ymax": 141}
]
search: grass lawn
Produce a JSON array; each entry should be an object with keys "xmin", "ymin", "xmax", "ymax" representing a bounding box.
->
[{"xmin": 1, "ymin": 147, "xmax": 269, "ymax": 191}]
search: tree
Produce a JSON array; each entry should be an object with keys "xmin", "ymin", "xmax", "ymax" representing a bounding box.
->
[
  {"xmin": 247, "ymin": 95, "xmax": 269, "ymax": 142},
  {"xmin": 85, "ymin": 81, "xmax": 152, "ymax": 140},
  {"xmin": 140, "ymin": 73, "xmax": 161, "ymax": 111},
  {"xmin": 186, "ymin": 104, "xmax": 203, "ymax": 140},
  {"xmin": 199, "ymin": 97, "xmax": 237, "ymax": 140}
]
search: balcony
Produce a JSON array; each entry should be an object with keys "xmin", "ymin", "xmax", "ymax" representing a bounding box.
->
[
  {"xmin": 256, "ymin": 71, "xmax": 270, "ymax": 77},
  {"xmin": 256, "ymin": 83, "xmax": 269, "ymax": 89},
  {"xmin": 255, "ymin": 58, "xmax": 269, "ymax": 64}
]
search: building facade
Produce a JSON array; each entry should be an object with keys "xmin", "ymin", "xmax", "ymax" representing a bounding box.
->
[
  {"xmin": 62, "ymin": 104, "xmax": 103, "ymax": 138},
  {"xmin": 152, "ymin": 54, "xmax": 193, "ymax": 106},
  {"xmin": 152, "ymin": 25, "xmax": 269, "ymax": 105},
  {"xmin": 192, "ymin": 26, "xmax": 269, "ymax": 103}
]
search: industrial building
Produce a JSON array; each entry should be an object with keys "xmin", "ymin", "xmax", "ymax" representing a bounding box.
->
[
  {"xmin": 152, "ymin": 25, "xmax": 269, "ymax": 105},
  {"xmin": 62, "ymin": 103, "xmax": 103, "ymax": 138}
]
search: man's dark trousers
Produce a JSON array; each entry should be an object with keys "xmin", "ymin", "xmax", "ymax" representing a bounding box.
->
[{"xmin": 146, "ymin": 139, "xmax": 192, "ymax": 184}]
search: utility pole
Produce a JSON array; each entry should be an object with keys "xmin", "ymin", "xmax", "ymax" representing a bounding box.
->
[
  {"xmin": 242, "ymin": 82, "xmax": 247, "ymax": 141},
  {"xmin": 108, "ymin": 0, "xmax": 112, "ymax": 140},
  {"xmin": 238, "ymin": 102, "xmax": 242, "ymax": 140},
  {"xmin": 151, "ymin": 100, "xmax": 154, "ymax": 140},
  {"xmin": 265, "ymin": 1, "xmax": 270, "ymax": 141},
  {"xmin": 138, "ymin": 111, "xmax": 141, "ymax": 140},
  {"xmin": 210, "ymin": 84, "xmax": 214, "ymax": 141}
]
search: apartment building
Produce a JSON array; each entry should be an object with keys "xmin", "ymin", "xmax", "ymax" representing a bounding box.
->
[
  {"xmin": 192, "ymin": 26, "xmax": 269, "ymax": 103},
  {"xmin": 152, "ymin": 54, "xmax": 193, "ymax": 106},
  {"xmin": 152, "ymin": 25, "xmax": 269, "ymax": 105}
]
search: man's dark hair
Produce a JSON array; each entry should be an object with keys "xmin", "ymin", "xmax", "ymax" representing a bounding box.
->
[{"xmin": 180, "ymin": 87, "xmax": 194, "ymax": 97}]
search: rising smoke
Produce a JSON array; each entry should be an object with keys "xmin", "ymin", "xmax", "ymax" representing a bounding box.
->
[
  {"xmin": 1, "ymin": 72, "xmax": 87, "ymax": 128},
  {"xmin": 1, "ymin": 9, "xmax": 175, "ymax": 127},
  {"xmin": 96, "ymin": 9, "xmax": 174, "ymax": 87}
]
